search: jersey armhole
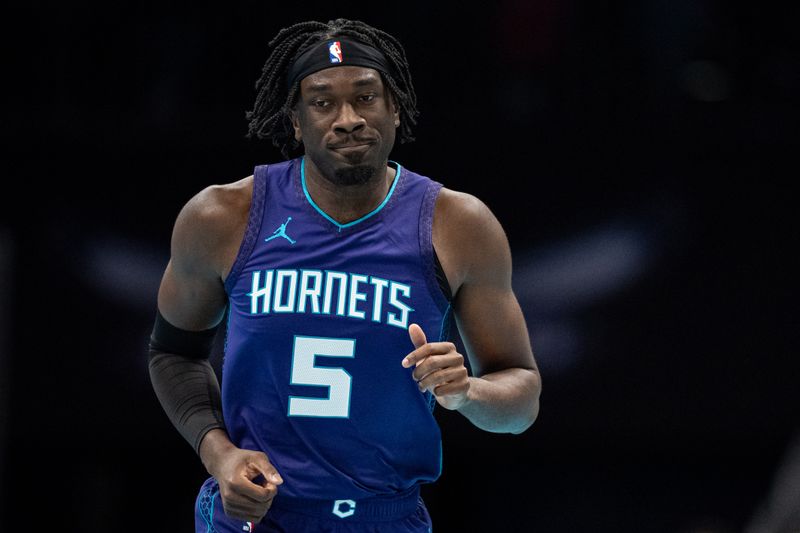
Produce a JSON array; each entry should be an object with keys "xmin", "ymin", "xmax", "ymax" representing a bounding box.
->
[
  {"xmin": 433, "ymin": 248, "xmax": 453, "ymax": 301},
  {"xmin": 420, "ymin": 179, "xmax": 454, "ymax": 342},
  {"xmin": 223, "ymin": 165, "xmax": 268, "ymax": 295}
]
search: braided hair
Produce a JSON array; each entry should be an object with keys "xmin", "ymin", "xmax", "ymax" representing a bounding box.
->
[{"xmin": 245, "ymin": 19, "xmax": 419, "ymax": 159}]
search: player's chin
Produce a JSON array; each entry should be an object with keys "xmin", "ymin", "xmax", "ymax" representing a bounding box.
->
[{"xmin": 332, "ymin": 161, "xmax": 380, "ymax": 185}]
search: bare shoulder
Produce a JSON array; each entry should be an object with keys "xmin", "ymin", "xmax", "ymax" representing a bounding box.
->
[
  {"xmin": 171, "ymin": 176, "xmax": 254, "ymax": 278},
  {"xmin": 433, "ymin": 187, "xmax": 512, "ymax": 292},
  {"xmin": 434, "ymin": 187, "xmax": 499, "ymax": 229}
]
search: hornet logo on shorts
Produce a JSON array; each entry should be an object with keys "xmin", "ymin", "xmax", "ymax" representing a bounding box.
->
[{"xmin": 328, "ymin": 41, "xmax": 343, "ymax": 63}]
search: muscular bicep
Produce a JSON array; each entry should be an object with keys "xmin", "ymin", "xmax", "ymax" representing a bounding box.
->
[
  {"xmin": 454, "ymin": 281, "xmax": 535, "ymax": 377},
  {"xmin": 156, "ymin": 189, "xmax": 233, "ymax": 331},
  {"xmin": 439, "ymin": 191, "xmax": 537, "ymax": 377},
  {"xmin": 158, "ymin": 260, "xmax": 227, "ymax": 331}
]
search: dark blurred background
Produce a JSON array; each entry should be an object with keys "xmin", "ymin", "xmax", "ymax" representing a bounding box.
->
[{"xmin": 2, "ymin": 1, "xmax": 798, "ymax": 532}]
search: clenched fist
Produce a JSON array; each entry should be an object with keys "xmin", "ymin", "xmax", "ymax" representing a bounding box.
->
[{"xmin": 402, "ymin": 323, "xmax": 471, "ymax": 410}]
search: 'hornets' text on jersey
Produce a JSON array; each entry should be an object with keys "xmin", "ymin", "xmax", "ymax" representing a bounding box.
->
[{"xmin": 247, "ymin": 268, "xmax": 414, "ymax": 329}]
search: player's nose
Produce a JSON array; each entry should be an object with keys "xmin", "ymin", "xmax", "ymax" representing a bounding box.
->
[{"xmin": 332, "ymin": 102, "xmax": 366, "ymax": 133}]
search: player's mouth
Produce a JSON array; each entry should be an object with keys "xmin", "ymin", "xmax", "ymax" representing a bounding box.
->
[{"xmin": 329, "ymin": 142, "xmax": 374, "ymax": 155}]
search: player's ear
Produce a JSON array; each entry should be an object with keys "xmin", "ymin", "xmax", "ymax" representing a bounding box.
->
[
  {"xmin": 289, "ymin": 108, "xmax": 302, "ymax": 142},
  {"xmin": 389, "ymin": 94, "xmax": 400, "ymax": 128}
]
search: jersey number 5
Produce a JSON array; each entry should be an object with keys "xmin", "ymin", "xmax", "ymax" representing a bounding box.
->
[{"xmin": 288, "ymin": 335, "xmax": 355, "ymax": 418}]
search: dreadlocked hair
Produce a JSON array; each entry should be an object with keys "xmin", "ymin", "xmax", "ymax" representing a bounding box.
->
[{"xmin": 245, "ymin": 19, "xmax": 419, "ymax": 159}]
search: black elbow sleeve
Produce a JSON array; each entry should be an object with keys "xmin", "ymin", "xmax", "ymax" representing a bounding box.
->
[
  {"xmin": 149, "ymin": 310, "xmax": 219, "ymax": 358},
  {"xmin": 147, "ymin": 311, "xmax": 226, "ymax": 454}
]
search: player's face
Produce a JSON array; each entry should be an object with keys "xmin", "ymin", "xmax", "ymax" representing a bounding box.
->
[{"xmin": 291, "ymin": 66, "xmax": 399, "ymax": 186}]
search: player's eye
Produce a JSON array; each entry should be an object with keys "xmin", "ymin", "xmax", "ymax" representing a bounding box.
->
[
  {"xmin": 359, "ymin": 94, "xmax": 376, "ymax": 103},
  {"xmin": 312, "ymin": 99, "xmax": 330, "ymax": 108}
]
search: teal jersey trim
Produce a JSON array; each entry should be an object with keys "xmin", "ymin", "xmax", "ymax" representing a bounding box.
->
[{"xmin": 301, "ymin": 156, "xmax": 402, "ymax": 231}]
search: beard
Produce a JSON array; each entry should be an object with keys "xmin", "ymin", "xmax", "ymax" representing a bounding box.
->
[{"xmin": 333, "ymin": 164, "xmax": 379, "ymax": 186}]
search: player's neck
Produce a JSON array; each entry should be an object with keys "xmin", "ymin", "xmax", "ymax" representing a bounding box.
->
[{"xmin": 303, "ymin": 160, "xmax": 397, "ymax": 225}]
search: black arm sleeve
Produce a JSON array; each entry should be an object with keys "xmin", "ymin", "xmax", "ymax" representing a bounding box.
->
[{"xmin": 147, "ymin": 311, "xmax": 226, "ymax": 454}]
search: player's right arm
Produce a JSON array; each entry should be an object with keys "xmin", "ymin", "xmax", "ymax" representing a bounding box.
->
[{"xmin": 148, "ymin": 178, "xmax": 282, "ymax": 523}]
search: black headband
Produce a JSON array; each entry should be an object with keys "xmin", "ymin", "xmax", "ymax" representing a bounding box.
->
[{"xmin": 286, "ymin": 38, "xmax": 395, "ymax": 90}]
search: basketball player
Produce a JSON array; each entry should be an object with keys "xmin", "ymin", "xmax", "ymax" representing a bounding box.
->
[{"xmin": 148, "ymin": 19, "xmax": 541, "ymax": 533}]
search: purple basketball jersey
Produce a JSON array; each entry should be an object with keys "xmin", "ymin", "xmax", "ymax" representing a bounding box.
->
[{"xmin": 221, "ymin": 156, "xmax": 452, "ymax": 500}]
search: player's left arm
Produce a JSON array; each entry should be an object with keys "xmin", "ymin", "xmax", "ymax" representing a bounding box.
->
[{"xmin": 404, "ymin": 189, "xmax": 541, "ymax": 434}]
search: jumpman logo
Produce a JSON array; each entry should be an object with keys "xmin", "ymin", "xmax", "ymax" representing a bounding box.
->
[{"xmin": 265, "ymin": 216, "xmax": 296, "ymax": 244}]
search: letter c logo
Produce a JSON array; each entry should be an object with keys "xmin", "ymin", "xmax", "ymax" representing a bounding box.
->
[{"xmin": 332, "ymin": 499, "xmax": 356, "ymax": 518}]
